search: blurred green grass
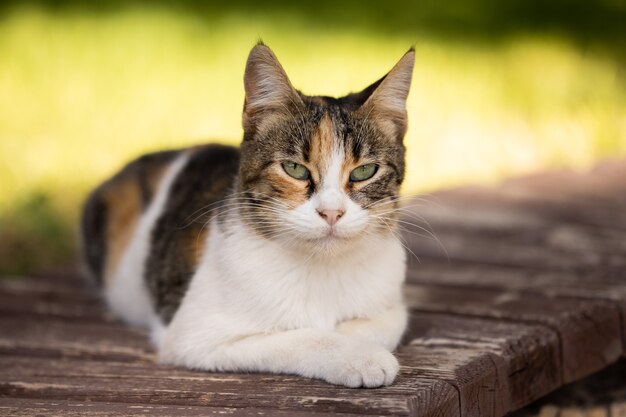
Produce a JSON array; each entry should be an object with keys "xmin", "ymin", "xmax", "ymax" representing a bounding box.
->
[{"xmin": 0, "ymin": 0, "xmax": 625, "ymax": 274}]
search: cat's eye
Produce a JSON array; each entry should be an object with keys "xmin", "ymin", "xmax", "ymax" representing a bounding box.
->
[
  {"xmin": 350, "ymin": 164, "xmax": 378, "ymax": 182},
  {"xmin": 282, "ymin": 161, "xmax": 310, "ymax": 180}
]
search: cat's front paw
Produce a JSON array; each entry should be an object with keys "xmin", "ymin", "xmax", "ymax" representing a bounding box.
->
[{"xmin": 322, "ymin": 344, "xmax": 399, "ymax": 388}]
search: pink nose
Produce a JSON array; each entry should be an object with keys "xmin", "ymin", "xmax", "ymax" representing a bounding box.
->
[{"xmin": 317, "ymin": 209, "xmax": 345, "ymax": 226}]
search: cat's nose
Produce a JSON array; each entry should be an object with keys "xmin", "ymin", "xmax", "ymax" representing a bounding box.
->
[{"xmin": 317, "ymin": 209, "xmax": 345, "ymax": 226}]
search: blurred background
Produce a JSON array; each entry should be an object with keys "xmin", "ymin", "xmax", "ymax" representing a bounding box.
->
[{"xmin": 0, "ymin": 0, "xmax": 624, "ymax": 274}]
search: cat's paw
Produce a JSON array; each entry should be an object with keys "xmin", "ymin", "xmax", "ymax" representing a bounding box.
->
[{"xmin": 322, "ymin": 344, "xmax": 399, "ymax": 388}]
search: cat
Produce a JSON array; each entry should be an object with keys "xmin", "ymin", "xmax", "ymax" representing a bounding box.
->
[{"xmin": 81, "ymin": 43, "xmax": 415, "ymax": 388}]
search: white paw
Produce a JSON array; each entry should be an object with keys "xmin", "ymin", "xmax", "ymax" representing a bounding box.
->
[{"xmin": 322, "ymin": 344, "xmax": 399, "ymax": 388}]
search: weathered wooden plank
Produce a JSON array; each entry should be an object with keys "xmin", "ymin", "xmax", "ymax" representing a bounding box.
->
[
  {"xmin": 0, "ymin": 352, "xmax": 451, "ymax": 403},
  {"xmin": 1, "ymin": 352, "xmax": 447, "ymax": 415},
  {"xmin": 0, "ymin": 273, "xmax": 105, "ymax": 316},
  {"xmin": 509, "ymin": 359, "xmax": 626, "ymax": 417},
  {"xmin": 406, "ymin": 263, "xmax": 626, "ymax": 295},
  {"xmin": 0, "ymin": 275, "xmax": 90, "ymax": 295},
  {"xmin": 404, "ymin": 284, "xmax": 623, "ymax": 383},
  {"xmin": 399, "ymin": 170, "xmax": 626, "ymax": 272},
  {"xmin": 0, "ymin": 277, "xmax": 619, "ymax": 416},
  {"xmin": 0, "ymin": 297, "xmax": 501, "ymax": 417},
  {"xmin": 423, "ymin": 188, "xmax": 626, "ymax": 234},
  {"xmin": 399, "ymin": 345, "xmax": 504, "ymax": 417},
  {"xmin": 0, "ymin": 378, "xmax": 418, "ymax": 416},
  {"xmin": 0, "ymin": 291, "xmax": 476, "ymax": 417},
  {"xmin": 0, "ymin": 316, "xmax": 146, "ymax": 349},
  {"xmin": 0, "ymin": 314, "xmax": 463, "ymax": 416},
  {"xmin": 400, "ymin": 202, "xmax": 626, "ymax": 271},
  {"xmin": 408, "ymin": 378, "xmax": 460, "ymax": 417},
  {"xmin": 0, "ymin": 278, "xmax": 610, "ymax": 416},
  {"xmin": 405, "ymin": 312, "xmax": 561, "ymax": 412},
  {"xmin": 0, "ymin": 316, "xmax": 153, "ymax": 362},
  {"xmin": 0, "ymin": 276, "xmax": 552, "ymax": 416},
  {"xmin": 0, "ymin": 304, "xmax": 557, "ymax": 417},
  {"xmin": 0, "ymin": 398, "xmax": 365, "ymax": 417},
  {"xmin": 0, "ymin": 292, "xmax": 112, "ymax": 323},
  {"xmin": 0, "ymin": 280, "xmax": 96, "ymax": 309},
  {"xmin": 406, "ymin": 263, "xmax": 626, "ymax": 344},
  {"xmin": 0, "ymin": 356, "xmax": 456, "ymax": 416}
]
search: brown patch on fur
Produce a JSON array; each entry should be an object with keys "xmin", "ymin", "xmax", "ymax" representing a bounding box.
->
[
  {"xmin": 266, "ymin": 164, "xmax": 308, "ymax": 206},
  {"xmin": 309, "ymin": 114, "xmax": 335, "ymax": 171},
  {"xmin": 144, "ymin": 167, "xmax": 168, "ymax": 200},
  {"xmin": 184, "ymin": 226, "xmax": 208, "ymax": 269},
  {"xmin": 100, "ymin": 164, "xmax": 169, "ymax": 285},
  {"xmin": 100, "ymin": 179, "xmax": 141, "ymax": 285}
]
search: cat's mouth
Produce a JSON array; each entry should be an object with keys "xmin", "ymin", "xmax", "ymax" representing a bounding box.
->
[
  {"xmin": 316, "ymin": 226, "xmax": 357, "ymax": 242},
  {"xmin": 299, "ymin": 227, "xmax": 344, "ymax": 242}
]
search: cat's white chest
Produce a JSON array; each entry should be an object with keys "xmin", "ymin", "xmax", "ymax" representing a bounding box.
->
[{"xmin": 181, "ymin": 219, "xmax": 406, "ymax": 336}]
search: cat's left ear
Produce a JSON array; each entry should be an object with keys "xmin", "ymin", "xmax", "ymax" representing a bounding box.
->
[
  {"xmin": 356, "ymin": 49, "xmax": 415, "ymax": 140},
  {"xmin": 242, "ymin": 43, "xmax": 303, "ymax": 132}
]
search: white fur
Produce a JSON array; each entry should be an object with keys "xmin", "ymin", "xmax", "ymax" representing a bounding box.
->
[
  {"xmin": 105, "ymin": 152, "xmax": 189, "ymax": 327},
  {"xmin": 160, "ymin": 216, "xmax": 406, "ymax": 387}
]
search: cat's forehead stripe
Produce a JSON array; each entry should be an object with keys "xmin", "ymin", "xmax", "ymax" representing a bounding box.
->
[{"xmin": 308, "ymin": 113, "xmax": 338, "ymax": 172}]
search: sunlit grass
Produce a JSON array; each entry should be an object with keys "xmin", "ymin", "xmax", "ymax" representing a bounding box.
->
[{"xmin": 0, "ymin": 4, "xmax": 624, "ymax": 273}]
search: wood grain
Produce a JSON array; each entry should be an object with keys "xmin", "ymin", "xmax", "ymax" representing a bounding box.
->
[
  {"xmin": 510, "ymin": 359, "xmax": 626, "ymax": 417},
  {"xmin": 404, "ymin": 312, "xmax": 561, "ymax": 411},
  {"xmin": 405, "ymin": 283, "xmax": 623, "ymax": 383},
  {"xmin": 0, "ymin": 398, "xmax": 373, "ymax": 417}
]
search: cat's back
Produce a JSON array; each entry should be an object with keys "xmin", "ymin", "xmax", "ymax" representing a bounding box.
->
[{"xmin": 81, "ymin": 144, "xmax": 239, "ymax": 324}]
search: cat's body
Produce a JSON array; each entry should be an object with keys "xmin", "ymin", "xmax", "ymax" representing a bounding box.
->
[{"xmin": 82, "ymin": 44, "xmax": 414, "ymax": 387}]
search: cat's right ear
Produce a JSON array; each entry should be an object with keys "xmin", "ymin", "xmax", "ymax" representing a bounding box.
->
[
  {"xmin": 243, "ymin": 43, "xmax": 302, "ymax": 132},
  {"xmin": 352, "ymin": 49, "xmax": 415, "ymax": 141}
]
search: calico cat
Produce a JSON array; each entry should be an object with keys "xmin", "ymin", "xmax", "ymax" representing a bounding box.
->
[{"xmin": 81, "ymin": 43, "xmax": 414, "ymax": 388}]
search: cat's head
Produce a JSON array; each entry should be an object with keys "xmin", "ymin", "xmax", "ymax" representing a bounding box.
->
[{"xmin": 236, "ymin": 43, "xmax": 414, "ymax": 255}]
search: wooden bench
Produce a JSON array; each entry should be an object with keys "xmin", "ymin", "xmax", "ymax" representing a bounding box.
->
[
  {"xmin": 1, "ymin": 159, "xmax": 625, "ymax": 416},
  {"xmin": 510, "ymin": 359, "xmax": 626, "ymax": 417}
]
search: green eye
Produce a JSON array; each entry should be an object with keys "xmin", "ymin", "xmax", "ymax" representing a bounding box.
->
[
  {"xmin": 350, "ymin": 164, "xmax": 378, "ymax": 182},
  {"xmin": 282, "ymin": 161, "xmax": 310, "ymax": 180}
]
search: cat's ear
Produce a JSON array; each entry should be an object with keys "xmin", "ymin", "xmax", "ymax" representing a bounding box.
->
[
  {"xmin": 357, "ymin": 48, "xmax": 415, "ymax": 139},
  {"xmin": 243, "ymin": 43, "xmax": 302, "ymax": 131}
]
